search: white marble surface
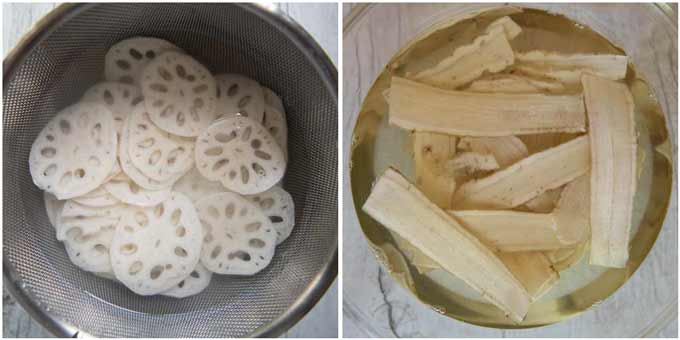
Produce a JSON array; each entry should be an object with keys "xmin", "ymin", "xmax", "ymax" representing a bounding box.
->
[
  {"xmin": 342, "ymin": 3, "xmax": 677, "ymax": 338},
  {"xmin": 2, "ymin": 2, "xmax": 337, "ymax": 338}
]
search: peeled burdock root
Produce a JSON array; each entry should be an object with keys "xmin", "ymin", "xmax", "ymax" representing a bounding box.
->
[
  {"xmin": 196, "ymin": 116, "xmax": 286, "ymax": 195},
  {"xmin": 246, "ymin": 186, "xmax": 295, "ymax": 244},
  {"xmin": 215, "ymin": 74, "xmax": 265, "ymax": 123},
  {"xmin": 110, "ymin": 192, "xmax": 203, "ymax": 295},
  {"xmin": 162, "ymin": 262, "xmax": 213, "ymax": 298},
  {"xmin": 29, "ymin": 102, "xmax": 118, "ymax": 200},
  {"xmin": 127, "ymin": 104, "xmax": 195, "ymax": 181},
  {"xmin": 196, "ymin": 192, "xmax": 277, "ymax": 275},
  {"xmin": 81, "ymin": 82, "xmax": 143, "ymax": 134},
  {"xmin": 141, "ymin": 51, "xmax": 217, "ymax": 137},
  {"xmin": 105, "ymin": 37, "xmax": 182, "ymax": 85}
]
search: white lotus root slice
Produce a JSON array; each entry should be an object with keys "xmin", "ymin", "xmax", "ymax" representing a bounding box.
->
[
  {"xmin": 57, "ymin": 202, "xmax": 122, "ymax": 241},
  {"xmin": 44, "ymin": 192, "xmax": 64, "ymax": 229},
  {"xmin": 81, "ymin": 82, "xmax": 143, "ymax": 134},
  {"xmin": 263, "ymin": 86, "xmax": 285, "ymax": 114},
  {"xmin": 162, "ymin": 262, "xmax": 212, "ymax": 298},
  {"xmin": 119, "ymin": 115, "xmax": 183, "ymax": 190},
  {"xmin": 141, "ymin": 51, "xmax": 217, "ymax": 137},
  {"xmin": 262, "ymin": 104, "xmax": 288, "ymax": 160},
  {"xmin": 63, "ymin": 225, "xmax": 116, "ymax": 273},
  {"xmin": 127, "ymin": 104, "xmax": 194, "ymax": 181},
  {"xmin": 110, "ymin": 192, "xmax": 203, "ymax": 295},
  {"xmin": 172, "ymin": 167, "xmax": 225, "ymax": 203},
  {"xmin": 60, "ymin": 200, "xmax": 126, "ymax": 220},
  {"xmin": 195, "ymin": 117, "xmax": 286, "ymax": 195},
  {"xmin": 246, "ymin": 186, "xmax": 295, "ymax": 244},
  {"xmin": 214, "ymin": 74, "xmax": 265, "ymax": 123},
  {"xmin": 196, "ymin": 192, "xmax": 277, "ymax": 275},
  {"xmin": 105, "ymin": 37, "xmax": 182, "ymax": 85},
  {"xmin": 104, "ymin": 174, "xmax": 171, "ymax": 207},
  {"xmin": 29, "ymin": 102, "xmax": 118, "ymax": 200},
  {"xmin": 72, "ymin": 186, "xmax": 121, "ymax": 207}
]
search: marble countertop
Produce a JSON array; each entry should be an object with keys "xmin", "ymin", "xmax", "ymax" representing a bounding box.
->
[
  {"xmin": 2, "ymin": 3, "xmax": 337, "ymax": 338},
  {"xmin": 342, "ymin": 3, "xmax": 677, "ymax": 338}
]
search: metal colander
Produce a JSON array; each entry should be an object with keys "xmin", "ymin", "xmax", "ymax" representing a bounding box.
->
[{"xmin": 3, "ymin": 3, "xmax": 337, "ymax": 337}]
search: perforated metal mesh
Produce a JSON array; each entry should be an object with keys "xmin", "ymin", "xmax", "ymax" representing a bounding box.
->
[{"xmin": 3, "ymin": 3, "xmax": 337, "ymax": 337}]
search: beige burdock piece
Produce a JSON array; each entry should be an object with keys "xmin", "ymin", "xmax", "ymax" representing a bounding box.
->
[
  {"xmin": 582, "ymin": 74, "xmax": 637, "ymax": 268},
  {"xmin": 413, "ymin": 132, "xmax": 457, "ymax": 208},
  {"xmin": 514, "ymin": 51, "xmax": 628, "ymax": 85},
  {"xmin": 363, "ymin": 167, "xmax": 530, "ymax": 323},
  {"xmin": 452, "ymin": 135, "xmax": 590, "ymax": 209},
  {"xmin": 388, "ymin": 76, "xmax": 586, "ymax": 136}
]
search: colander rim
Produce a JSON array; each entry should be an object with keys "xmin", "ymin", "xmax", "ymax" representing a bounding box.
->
[{"xmin": 3, "ymin": 3, "xmax": 338, "ymax": 337}]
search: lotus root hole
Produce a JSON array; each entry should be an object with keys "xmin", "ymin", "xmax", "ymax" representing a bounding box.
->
[
  {"xmin": 240, "ymin": 166, "xmax": 249, "ymax": 184},
  {"xmin": 120, "ymin": 243, "xmax": 138, "ymax": 255},
  {"xmin": 129, "ymin": 261, "xmax": 143, "ymax": 275},
  {"xmin": 94, "ymin": 244, "xmax": 108, "ymax": 253},
  {"xmin": 245, "ymin": 222, "xmax": 261, "ymax": 232},
  {"xmin": 228, "ymin": 251, "xmax": 251, "ymax": 261},
  {"xmin": 74, "ymin": 168, "xmax": 85, "ymax": 179},
  {"xmin": 270, "ymin": 215, "xmax": 284, "ymax": 223},
  {"xmin": 260, "ymin": 198, "xmax": 274, "ymax": 209},
  {"xmin": 43, "ymin": 164, "xmax": 57, "ymax": 177},
  {"xmin": 225, "ymin": 203, "xmax": 235, "ymax": 218},
  {"xmin": 177, "ymin": 111, "xmax": 186, "ymax": 126},
  {"xmin": 174, "ymin": 246, "xmax": 188, "ymax": 257},
  {"xmin": 204, "ymin": 147, "xmax": 223, "ymax": 156},
  {"xmin": 152, "ymin": 99, "xmax": 164, "ymax": 108},
  {"xmin": 212, "ymin": 159, "xmax": 229, "ymax": 171},
  {"xmin": 138, "ymin": 137, "xmax": 155, "ymax": 148},
  {"xmin": 149, "ymin": 83, "xmax": 168, "ymax": 93},
  {"xmin": 116, "ymin": 59, "xmax": 131, "ymax": 70},
  {"xmin": 41, "ymin": 147, "xmax": 56, "ymax": 158},
  {"xmin": 132, "ymin": 96, "xmax": 144, "ymax": 105},
  {"xmin": 145, "ymin": 50, "xmax": 155, "ymax": 59},
  {"xmin": 59, "ymin": 120, "xmax": 71, "ymax": 135},
  {"xmin": 46, "ymin": 134, "xmax": 55, "ymax": 142},
  {"xmin": 254, "ymin": 150, "xmax": 272, "ymax": 160},
  {"xmin": 129, "ymin": 182, "xmax": 140, "ymax": 194},
  {"xmin": 158, "ymin": 67, "xmax": 173, "ymax": 81},
  {"xmin": 170, "ymin": 209, "xmax": 182, "ymax": 225},
  {"xmin": 227, "ymin": 84, "xmax": 239, "ymax": 97},
  {"xmin": 154, "ymin": 240, "xmax": 161, "ymax": 248},
  {"xmin": 270, "ymin": 127, "xmax": 279, "ymax": 135},
  {"xmin": 210, "ymin": 246, "xmax": 222, "ymax": 259},
  {"xmin": 88, "ymin": 156, "xmax": 101, "ymax": 167},
  {"xmin": 251, "ymin": 139, "xmax": 262, "ymax": 149},
  {"xmin": 252, "ymin": 163, "xmax": 266, "ymax": 176},
  {"xmin": 229, "ymin": 170, "xmax": 237, "ymax": 179},
  {"xmin": 178, "ymin": 281, "xmax": 185, "ymax": 288},
  {"xmin": 150, "ymin": 265, "xmax": 164, "ymax": 279},
  {"xmin": 176, "ymin": 226, "xmax": 186, "ymax": 237},
  {"xmin": 135, "ymin": 211, "xmax": 149, "ymax": 227},
  {"xmin": 190, "ymin": 271, "xmax": 200, "ymax": 279},
  {"xmin": 103, "ymin": 90, "xmax": 114, "ymax": 105},
  {"xmin": 193, "ymin": 84, "xmax": 208, "ymax": 94},
  {"xmin": 239, "ymin": 207, "xmax": 248, "ymax": 217},
  {"xmin": 207, "ymin": 206, "xmax": 219, "ymax": 219},
  {"xmin": 249, "ymin": 239, "xmax": 266, "ymax": 248},
  {"xmin": 241, "ymin": 126, "xmax": 252, "ymax": 141},
  {"xmin": 215, "ymin": 131, "xmax": 237, "ymax": 143},
  {"xmin": 238, "ymin": 95, "xmax": 251, "ymax": 108},
  {"xmin": 129, "ymin": 48, "xmax": 143, "ymax": 60},
  {"xmin": 165, "ymin": 264, "xmax": 173, "ymax": 270},
  {"xmin": 154, "ymin": 203, "xmax": 165, "ymax": 217},
  {"xmin": 204, "ymin": 233, "xmax": 214, "ymax": 243},
  {"xmin": 194, "ymin": 98, "xmax": 204, "ymax": 108},
  {"xmin": 175, "ymin": 65, "xmax": 186, "ymax": 78}
]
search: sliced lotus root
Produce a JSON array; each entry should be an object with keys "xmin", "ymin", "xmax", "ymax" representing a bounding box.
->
[
  {"xmin": 93, "ymin": 271, "xmax": 118, "ymax": 281},
  {"xmin": 127, "ymin": 104, "xmax": 194, "ymax": 181},
  {"xmin": 141, "ymin": 51, "xmax": 217, "ymax": 137},
  {"xmin": 44, "ymin": 192, "xmax": 64, "ymax": 229},
  {"xmin": 64, "ymin": 225, "xmax": 115, "ymax": 273},
  {"xmin": 72, "ymin": 186, "xmax": 121, "ymax": 207},
  {"xmin": 105, "ymin": 156, "xmax": 123, "ymax": 182},
  {"xmin": 262, "ymin": 104, "xmax": 288, "ymax": 160},
  {"xmin": 119, "ymin": 115, "xmax": 183, "ymax": 190},
  {"xmin": 214, "ymin": 74, "xmax": 264, "ymax": 123},
  {"xmin": 104, "ymin": 174, "xmax": 171, "ymax": 207},
  {"xmin": 29, "ymin": 102, "xmax": 118, "ymax": 200},
  {"xmin": 60, "ymin": 200, "xmax": 126, "ymax": 220},
  {"xmin": 105, "ymin": 37, "xmax": 182, "ymax": 85},
  {"xmin": 262, "ymin": 86, "xmax": 285, "ymax": 114},
  {"xmin": 245, "ymin": 186, "xmax": 295, "ymax": 244},
  {"xmin": 195, "ymin": 117, "xmax": 286, "ymax": 195},
  {"xmin": 81, "ymin": 82, "xmax": 143, "ymax": 134},
  {"xmin": 173, "ymin": 167, "xmax": 226, "ymax": 202},
  {"xmin": 196, "ymin": 192, "xmax": 276, "ymax": 275},
  {"xmin": 57, "ymin": 214, "xmax": 118, "ymax": 241},
  {"xmin": 110, "ymin": 192, "xmax": 203, "ymax": 295},
  {"xmin": 162, "ymin": 262, "xmax": 212, "ymax": 298}
]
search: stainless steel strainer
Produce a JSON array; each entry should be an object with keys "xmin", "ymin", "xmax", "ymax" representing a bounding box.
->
[{"xmin": 3, "ymin": 3, "xmax": 337, "ymax": 337}]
